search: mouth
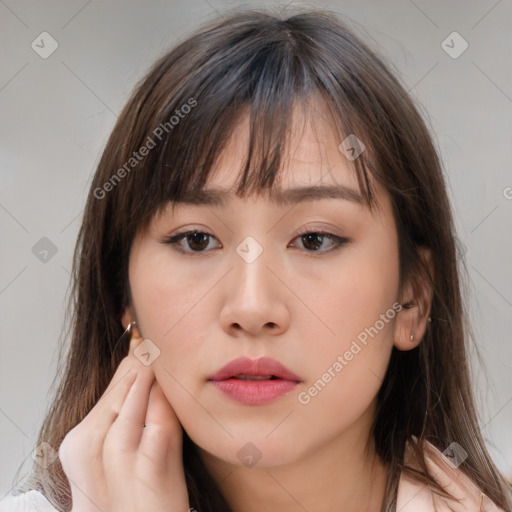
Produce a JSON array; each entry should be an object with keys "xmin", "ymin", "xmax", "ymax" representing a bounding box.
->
[
  {"xmin": 207, "ymin": 357, "xmax": 302, "ymax": 405},
  {"xmin": 208, "ymin": 356, "xmax": 302, "ymax": 381},
  {"xmin": 227, "ymin": 374, "xmax": 282, "ymax": 380}
]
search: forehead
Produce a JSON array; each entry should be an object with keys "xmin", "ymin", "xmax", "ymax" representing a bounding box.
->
[
  {"xmin": 148, "ymin": 94, "xmax": 391, "ymax": 226},
  {"xmin": 169, "ymin": 97, "xmax": 384, "ymax": 214},
  {"xmin": 177, "ymin": 99, "xmax": 364, "ymax": 206},
  {"xmin": 208, "ymin": 94, "xmax": 361, "ymax": 190}
]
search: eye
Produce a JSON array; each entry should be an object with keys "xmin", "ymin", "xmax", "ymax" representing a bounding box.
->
[
  {"xmin": 290, "ymin": 229, "xmax": 350, "ymax": 253},
  {"xmin": 160, "ymin": 229, "xmax": 350, "ymax": 255},
  {"xmin": 161, "ymin": 230, "xmax": 220, "ymax": 254}
]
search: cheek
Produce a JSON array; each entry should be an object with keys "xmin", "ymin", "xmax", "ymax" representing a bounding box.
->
[
  {"xmin": 298, "ymin": 237, "xmax": 399, "ymax": 361},
  {"xmin": 296, "ymin": 319, "xmax": 394, "ymax": 415},
  {"xmin": 287, "ymin": 347, "xmax": 391, "ymax": 460},
  {"xmin": 292, "ymin": 233, "xmax": 399, "ymax": 424},
  {"xmin": 130, "ymin": 250, "xmax": 215, "ymax": 400},
  {"xmin": 130, "ymin": 245, "xmax": 218, "ymax": 342}
]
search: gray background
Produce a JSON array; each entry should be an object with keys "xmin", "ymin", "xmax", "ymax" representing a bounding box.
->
[{"xmin": 1, "ymin": 0, "xmax": 511, "ymax": 498}]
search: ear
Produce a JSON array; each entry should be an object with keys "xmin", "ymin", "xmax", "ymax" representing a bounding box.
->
[
  {"xmin": 121, "ymin": 307, "xmax": 142, "ymax": 339},
  {"xmin": 394, "ymin": 246, "xmax": 434, "ymax": 351}
]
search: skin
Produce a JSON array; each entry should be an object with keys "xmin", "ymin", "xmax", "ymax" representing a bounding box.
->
[
  {"xmin": 58, "ymin": 335, "xmax": 189, "ymax": 512},
  {"xmin": 117, "ymin": 96, "xmax": 433, "ymax": 511}
]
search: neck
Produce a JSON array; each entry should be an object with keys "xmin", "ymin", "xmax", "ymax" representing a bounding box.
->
[{"xmin": 196, "ymin": 404, "xmax": 389, "ymax": 511}]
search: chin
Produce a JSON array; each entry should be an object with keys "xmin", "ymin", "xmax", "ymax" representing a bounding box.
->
[{"xmin": 190, "ymin": 429, "xmax": 307, "ymax": 469}]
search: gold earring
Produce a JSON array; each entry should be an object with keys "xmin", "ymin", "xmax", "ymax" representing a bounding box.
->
[{"xmin": 127, "ymin": 320, "xmax": 138, "ymax": 338}]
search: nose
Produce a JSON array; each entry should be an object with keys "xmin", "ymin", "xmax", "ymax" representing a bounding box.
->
[{"xmin": 219, "ymin": 242, "xmax": 290, "ymax": 338}]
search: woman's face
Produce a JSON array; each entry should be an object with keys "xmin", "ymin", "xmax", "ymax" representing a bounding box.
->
[{"xmin": 124, "ymin": 99, "xmax": 403, "ymax": 470}]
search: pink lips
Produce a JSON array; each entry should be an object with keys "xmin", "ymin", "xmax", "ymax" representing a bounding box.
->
[{"xmin": 208, "ymin": 356, "xmax": 302, "ymax": 405}]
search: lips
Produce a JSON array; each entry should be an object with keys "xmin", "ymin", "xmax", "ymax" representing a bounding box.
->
[
  {"xmin": 208, "ymin": 356, "xmax": 302, "ymax": 382},
  {"xmin": 208, "ymin": 356, "xmax": 302, "ymax": 405}
]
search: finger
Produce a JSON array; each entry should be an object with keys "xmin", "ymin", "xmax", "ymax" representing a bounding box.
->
[
  {"xmin": 145, "ymin": 380, "xmax": 182, "ymax": 439},
  {"xmin": 129, "ymin": 333, "xmax": 144, "ymax": 356},
  {"xmin": 79, "ymin": 368, "xmax": 138, "ymax": 445},
  {"xmin": 107, "ymin": 365, "xmax": 156, "ymax": 451},
  {"xmin": 101, "ymin": 336, "xmax": 144, "ymax": 398},
  {"xmin": 139, "ymin": 380, "xmax": 182, "ymax": 471},
  {"xmin": 84, "ymin": 336, "xmax": 147, "ymax": 433},
  {"xmin": 59, "ymin": 368, "xmax": 138, "ymax": 512}
]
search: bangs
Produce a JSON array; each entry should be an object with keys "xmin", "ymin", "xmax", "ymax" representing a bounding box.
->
[{"xmin": 120, "ymin": 12, "xmax": 379, "ymax": 236}]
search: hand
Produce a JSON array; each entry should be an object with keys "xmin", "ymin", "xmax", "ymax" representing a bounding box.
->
[{"xmin": 58, "ymin": 336, "xmax": 190, "ymax": 512}]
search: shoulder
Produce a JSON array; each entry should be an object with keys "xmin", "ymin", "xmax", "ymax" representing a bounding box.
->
[
  {"xmin": 0, "ymin": 489, "xmax": 58, "ymax": 512},
  {"xmin": 396, "ymin": 439, "xmax": 505, "ymax": 512}
]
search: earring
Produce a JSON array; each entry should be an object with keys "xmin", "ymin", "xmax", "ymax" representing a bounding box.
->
[
  {"xmin": 410, "ymin": 331, "xmax": 415, "ymax": 341},
  {"xmin": 127, "ymin": 320, "xmax": 137, "ymax": 337}
]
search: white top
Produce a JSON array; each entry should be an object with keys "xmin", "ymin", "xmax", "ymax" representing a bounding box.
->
[
  {"xmin": 0, "ymin": 490, "xmax": 57, "ymax": 512},
  {"xmin": 0, "ymin": 441, "xmax": 506, "ymax": 511}
]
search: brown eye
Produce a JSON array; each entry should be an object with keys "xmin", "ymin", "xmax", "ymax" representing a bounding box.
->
[
  {"xmin": 161, "ymin": 229, "xmax": 350, "ymax": 255},
  {"xmin": 292, "ymin": 231, "xmax": 350, "ymax": 253},
  {"xmin": 184, "ymin": 232, "xmax": 211, "ymax": 251},
  {"xmin": 301, "ymin": 233, "xmax": 325, "ymax": 251},
  {"xmin": 162, "ymin": 230, "xmax": 220, "ymax": 253}
]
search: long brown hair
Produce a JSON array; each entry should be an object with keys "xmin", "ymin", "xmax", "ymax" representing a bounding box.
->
[{"xmin": 11, "ymin": 6, "xmax": 511, "ymax": 511}]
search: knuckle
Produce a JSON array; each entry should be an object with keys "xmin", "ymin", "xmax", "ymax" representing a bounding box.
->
[
  {"xmin": 117, "ymin": 354, "xmax": 142, "ymax": 374},
  {"xmin": 116, "ymin": 356, "xmax": 136, "ymax": 373},
  {"xmin": 58, "ymin": 427, "xmax": 81, "ymax": 466},
  {"xmin": 103, "ymin": 433, "xmax": 127, "ymax": 457}
]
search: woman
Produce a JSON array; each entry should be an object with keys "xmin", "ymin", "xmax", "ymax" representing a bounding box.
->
[{"xmin": 2, "ymin": 7, "xmax": 511, "ymax": 512}]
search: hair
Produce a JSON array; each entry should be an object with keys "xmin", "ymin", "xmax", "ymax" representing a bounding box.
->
[{"xmin": 10, "ymin": 6, "xmax": 511, "ymax": 512}]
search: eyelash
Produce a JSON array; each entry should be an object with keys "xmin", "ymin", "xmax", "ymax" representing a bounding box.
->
[{"xmin": 160, "ymin": 228, "xmax": 350, "ymax": 255}]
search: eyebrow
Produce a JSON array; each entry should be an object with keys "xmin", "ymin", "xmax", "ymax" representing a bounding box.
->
[{"xmin": 171, "ymin": 185, "xmax": 365, "ymax": 208}]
